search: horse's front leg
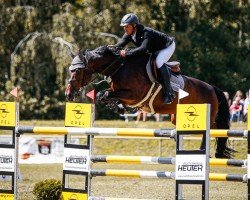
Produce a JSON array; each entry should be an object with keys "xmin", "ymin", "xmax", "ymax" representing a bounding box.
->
[
  {"xmin": 96, "ymin": 89, "xmax": 111, "ymax": 103},
  {"xmin": 96, "ymin": 89, "xmax": 128, "ymax": 114},
  {"xmin": 97, "ymin": 88, "xmax": 134, "ymax": 103}
]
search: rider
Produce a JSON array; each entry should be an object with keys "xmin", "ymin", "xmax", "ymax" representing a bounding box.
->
[{"xmin": 113, "ymin": 13, "xmax": 175, "ymax": 104}]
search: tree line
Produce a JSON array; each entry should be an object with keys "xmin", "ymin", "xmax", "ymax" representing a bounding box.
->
[{"xmin": 0, "ymin": 0, "xmax": 249, "ymax": 119}]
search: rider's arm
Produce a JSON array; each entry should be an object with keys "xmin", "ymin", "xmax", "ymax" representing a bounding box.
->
[
  {"xmin": 126, "ymin": 31, "xmax": 149, "ymax": 56},
  {"xmin": 115, "ymin": 34, "xmax": 131, "ymax": 47}
]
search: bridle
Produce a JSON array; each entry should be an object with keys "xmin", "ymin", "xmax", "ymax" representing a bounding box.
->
[
  {"xmin": 89, "ymin": 56, "xmax": 123, "ymax": 83},
  {"xmin": 67, "ymin": 49, "xmax": 123, "ymax": 99}
]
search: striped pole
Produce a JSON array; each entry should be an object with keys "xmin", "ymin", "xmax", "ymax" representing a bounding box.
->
[
  {"xmin": 90, "ymin": 169, "xmax": 247, "ymax": 182},
  {"xmin": 91, "ymin": 155, "xmax": 246, "ymax": 167},
  {"xmin": 89, "ymin": 197, "xmax": 155, "ymax": 200},
  {"xmin": 16, "ymin": 126, "xmax": 175, "ymax": 138},
  {"xmin": 209, "ymin": 173, "xmax": 247, "ymax": 182},
  {"xmin": 90, "ymin": 169, "xmax": 174, "ymax": 179},
  {"xmin": 17, "ymin": 126, "xmax": 248, "ymax": 138},
  {"xmin": 91, "ymin": 155, "xmax": 175, "ymax": 165},
  {"xmin": 209, "ymin": 158, "xmax": 246, "ymax": 167},
  {"xmin": 210, "ymin": 129, "xmax": 248, "ymax": 138}
]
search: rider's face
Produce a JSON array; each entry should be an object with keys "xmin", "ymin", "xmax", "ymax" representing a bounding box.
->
[{"xmin": 123, "ymin": 24, "xmax": 135, "ymax": 35}]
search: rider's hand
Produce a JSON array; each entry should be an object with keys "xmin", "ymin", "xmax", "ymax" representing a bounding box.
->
[
  {"xmin": 107, "ymin": 45, "xmax": 116, "ymax": 49},
  {"xmin": 120, "ymin": 50, "xmax": 126, "ymax": 57}
]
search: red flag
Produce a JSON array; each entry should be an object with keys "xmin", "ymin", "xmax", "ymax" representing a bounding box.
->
[
  {"xmin": 10, "ymin": 87, "xmax": 18, "ymax": 98},
  {"xmin": 86, "ymin": 90, "xmax": 95, "ymax": 102}
]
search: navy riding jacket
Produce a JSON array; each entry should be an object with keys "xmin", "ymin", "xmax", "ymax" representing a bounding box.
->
[{"xmin": 115, "ymin": 24, "xmax": 174, "ymax": 56}]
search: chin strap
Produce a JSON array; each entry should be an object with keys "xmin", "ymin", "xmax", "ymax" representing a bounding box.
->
[{"xmin": 132, "ymin": 25, "xmax": 137, "ymax": 35}]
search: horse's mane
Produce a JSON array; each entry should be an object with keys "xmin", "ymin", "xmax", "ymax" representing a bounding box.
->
[
  {"xmin": 79, "ymin": 45, "xmax": 149, "ymax": 68},
  {"xmin": 84, "ymin": 45, "xmax": 120, "ymax": 62}
]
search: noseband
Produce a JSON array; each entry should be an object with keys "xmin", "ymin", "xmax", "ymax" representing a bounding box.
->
[
  {"xmin": 68, "ymin": 49, "xmax": 123, "ymax": 97},
  {"xmin": 68, "ymin": 68, "xmax": 85, "ymax": 97},
  {"xmin": 68, "ymin": 53, "xmax": 89, "ymax": 90}
]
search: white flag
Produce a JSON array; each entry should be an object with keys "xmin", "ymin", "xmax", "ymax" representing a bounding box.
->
[{"xmin": 178, "ymin": 88, "xmax": 189, "ymax": 100}]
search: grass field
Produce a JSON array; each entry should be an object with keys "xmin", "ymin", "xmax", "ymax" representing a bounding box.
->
[{"xmin": 1, "ymin": 119, "xmax": 248, "ymax": 199}]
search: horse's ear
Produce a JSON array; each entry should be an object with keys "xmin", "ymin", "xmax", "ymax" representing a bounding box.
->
[
  {"xmin": 78, "ymin": 53, "xmax": 87, "ymax": 64},
  {"xmin": 79, "ymin": 49, "xmax": 86, "ymax": 55},
  {"xmin": 70, "ymin": 50, "xmax": 78, "ymax": 59}
]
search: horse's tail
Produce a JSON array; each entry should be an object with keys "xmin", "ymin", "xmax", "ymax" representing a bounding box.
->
[{"xmin": 213, "ymin": 86, "xmax": 234, "ymax": 158}]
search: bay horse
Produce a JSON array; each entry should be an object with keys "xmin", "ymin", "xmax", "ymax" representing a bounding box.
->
[{"xmin": 65, "ymin": 45, "xmax": 233, "ymax": 158}]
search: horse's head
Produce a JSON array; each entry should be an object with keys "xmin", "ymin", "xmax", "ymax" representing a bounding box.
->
[
  {"xmin": 65, "ymin": 54, "xmax": 93, "ymax": 101},
  {"xmin": 65, "ymin": 46, "xmax": 120, "ymax": 101}
]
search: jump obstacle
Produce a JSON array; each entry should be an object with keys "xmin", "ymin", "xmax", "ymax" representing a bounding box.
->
[{"xmin": 0, "ymin": 102, "xmax": 249, "ymax": 200}]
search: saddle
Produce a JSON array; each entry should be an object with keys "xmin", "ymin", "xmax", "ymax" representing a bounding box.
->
[
  {"xmin": 148, "ymin": 55, "xmax": 180, "ymax": 80},
  {"xmin": 130, "ymin": 55, "xmax": 184, "ymax": 113},
  {"xmin": 146, "ymin": 55, "xmax": 184, "ymax": 92}
]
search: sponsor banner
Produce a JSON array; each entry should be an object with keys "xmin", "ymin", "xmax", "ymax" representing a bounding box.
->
[
  {"xmin": 65, "ymin": 103, "xmax": 92, "ymax": 128},
  {"xmin": 0, "ymin": 193, "xmax": 14, "ymax": 200},
  {"xmin": 0, "ymin": 102, "xmax": 16, "ymax": 127},
  {"xmin": 176, "ymin": 104, "xmax": 207, "ymax": 131},
  {"xmin": 249, "ymin": 108, "xmax": 250, "ymax": 180},
  {"xmin": 63, "ymin": 148, "xmax": 90, "ymax": 172},
  {"xmin": 0, "ymin": 148, "xmax": 15, "ymax": 172},
  {"xmin": 248, "ymin": 154, "xmax": 250, "ymax": 179},
  {"xmin": 61, "ymin": 191, "xmax": 87, "ymax": 200},
  {"xmin": 175, "ymin": 154, "xmax": 206, "ymax": 180},
  {"xmin": 248, "ymin": 105, "xmax": 250, "ymax": 130}
]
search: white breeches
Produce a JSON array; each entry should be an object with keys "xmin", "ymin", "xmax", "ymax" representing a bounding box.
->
[{"xmin": 156, "ymin": 41, "xmax": 175, "ymax": 68}]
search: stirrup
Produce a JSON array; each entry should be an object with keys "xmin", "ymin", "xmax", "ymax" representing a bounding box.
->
[
  {"xmin": 169, "ymin": 89, "xmax": 176, "ymax": 99},
  {"xmin": 163, "ymin": 95, "xmax": 173, "ymax": 104}
]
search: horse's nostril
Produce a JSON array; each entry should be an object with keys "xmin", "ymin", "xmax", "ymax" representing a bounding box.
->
[{"xmin": 65, "ymin": 93, "xmax": 73, "ymax": 101}]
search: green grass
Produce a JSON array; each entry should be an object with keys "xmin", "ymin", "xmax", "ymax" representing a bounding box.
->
[{"xmin": 1, "ymin": 120, "xmax": 248, "ymax": 199}]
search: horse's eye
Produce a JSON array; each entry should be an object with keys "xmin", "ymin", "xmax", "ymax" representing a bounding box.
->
[{"xmin": 75, "ymin": 69, "xmax": 81, "ymax": 74}]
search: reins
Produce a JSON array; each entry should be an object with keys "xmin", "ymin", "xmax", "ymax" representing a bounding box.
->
[{"xmin": 88, "ymin": 56, "xmax": 123, "ymax": 84}]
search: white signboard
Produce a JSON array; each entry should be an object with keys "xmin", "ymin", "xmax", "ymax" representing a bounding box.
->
[
  {"xmin": 175, "ymin": 154, "xmax": 206, "ymax": 180},
  {"xmin": 0, "ymin": 148, "xmax": 15, "ymax": 172},
  {"xmin": 63, "ymin": 147, "xmax": 90, "ymax": 172},
  {"xmin": 248, "ymin": 154, "xmax": 250, "ymax": 179}
]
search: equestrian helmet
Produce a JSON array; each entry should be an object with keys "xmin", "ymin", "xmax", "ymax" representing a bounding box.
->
[{"xmin": 120, "ymin": 13, "xmax": 139, "ymax": 26}]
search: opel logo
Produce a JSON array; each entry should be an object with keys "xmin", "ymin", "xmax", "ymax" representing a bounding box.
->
[
  {"xmin": 72, "ymin": 105, "xmax": 84, "ymax": 119},
  {"xmin": 69, "ymin": 194, "xmax": 78, "ymax": 200},
  {"xmin": 0, "ymin": 104, "xmax": 9, "ymax": 118},
  {"xmin": 184, "ymin": 106, "xmax": 199, "ymax": 121}
]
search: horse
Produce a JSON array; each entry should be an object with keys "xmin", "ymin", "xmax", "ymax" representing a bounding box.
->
[{"xmin": 65, "ymin": 45, "xmax": 233, "ymax": 158}]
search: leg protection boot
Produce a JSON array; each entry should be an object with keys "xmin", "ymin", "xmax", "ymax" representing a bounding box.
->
[{"xmin": 159, "ymin": 64, "xmax": 175, "ymax": 104}]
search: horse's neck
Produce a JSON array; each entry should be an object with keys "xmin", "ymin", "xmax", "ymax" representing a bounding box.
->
[
  {"xmin": 112, "ymin": 55, "xmax": 150, "ymax": 85},
  {"xmin": 110, "ymin": 54, "xmax": 154, "ymax": 106},
  {"xmin": 87, "ymin": 52, "xmax": 150, "ymax": 80},
  {"xmin": 125, "ymin": 55, "xmax": 149, "ymax": 74},
  {"xmin": 87, "ymin": 56, "xmax": 117, "ymax": 74}
]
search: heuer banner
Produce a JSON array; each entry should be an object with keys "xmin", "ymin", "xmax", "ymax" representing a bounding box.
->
[
  {"xmin": 175, "ymin": 154, "xmax": 206, "ymax": 180},
  {"xmin": 63, "ymin": 147, "xmax": 90, "ymax": 172},
  {"xmin": 0, "ymin": 148, "xmax": 15, "ymax": 172}
]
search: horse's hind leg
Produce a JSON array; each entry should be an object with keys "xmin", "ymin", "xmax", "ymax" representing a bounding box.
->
[
  {"xmin": 199, "ymin": 131, "xmax": 230, "ymax": 158},
  {"xmin": 213, "ymin": 87, "xmax": 234, "ymax": 158},
  {"xmin": 215, "ymin": 139, "xmax": 230, "ymax": 158}
]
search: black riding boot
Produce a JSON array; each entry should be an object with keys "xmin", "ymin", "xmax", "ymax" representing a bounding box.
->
[{"xmin": 159, "ymin": 64, "xmax": 174, "ymax": 104}]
